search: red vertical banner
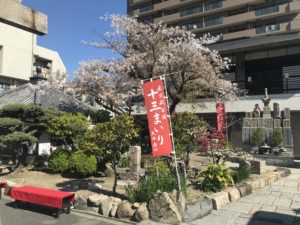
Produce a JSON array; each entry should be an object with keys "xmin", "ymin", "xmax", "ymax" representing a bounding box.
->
[
  {"xmin": 143, "ymin": 79, "xmax": 173, "ymax": 157},
  {"xmin": 216, "ymin": 103, "xmax": 226, "ymax": 133}
]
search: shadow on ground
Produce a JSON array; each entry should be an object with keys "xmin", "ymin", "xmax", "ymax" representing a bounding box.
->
[
  {"xmin": 55, "ymin": 179, "xmax": 127, "ymax": 200},
  {"xmin": 246, "ymin": 210, "xmax": 300, "ymax": 225},
  {"xmin": 5, "ymin": 201, "xmax": 57, "ymax": 218}
]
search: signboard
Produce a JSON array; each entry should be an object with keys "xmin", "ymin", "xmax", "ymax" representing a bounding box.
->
[
  {"xmin": 143, "ymin": 79, "xmax": 173, "ymax": 157},
  {"xmin": 216, "ymin": 103, "xmax": 226, "ymax": 133}
]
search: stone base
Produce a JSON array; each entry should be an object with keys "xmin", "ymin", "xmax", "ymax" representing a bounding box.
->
[
  {"xmin": 253, "ymin": 155, "xmax": 294, "ymax": 167},
  {"xmin": 251, "ymin": 160, "xmax": 266, "ymax": 174}
]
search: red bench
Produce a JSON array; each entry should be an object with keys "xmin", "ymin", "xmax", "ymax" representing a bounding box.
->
[
  {"xmin": 10, "ymin": 186, "xmax": 75, "ymax": 218},
  {"xmin": 0, "ymin": 181, "xmax": 7, "ymax": 199}
]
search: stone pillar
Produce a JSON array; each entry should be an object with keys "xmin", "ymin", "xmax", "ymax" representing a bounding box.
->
[
  {"xmin": 129, "ymin": 146, "xmax": 141, "ymax": 173},
  {"xmin": 263, "ymin": 106, "xmax": 271, "ymax": 118},
  {"xmin": 273, "ymin": 102, "xmax": 280, "ymax": 118},
  {"xmin": 284, "ymin": 108, "xmax": 291, "ymax": 119}
]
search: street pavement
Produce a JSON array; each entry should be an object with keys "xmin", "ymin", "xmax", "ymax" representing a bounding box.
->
[
  {"xmin": 188, "ymin": 167, "xmax": 300, "ymax": 225},
  {"xmin": 0, "ymin": 198, "xmax": 128, "ymax": 225}
]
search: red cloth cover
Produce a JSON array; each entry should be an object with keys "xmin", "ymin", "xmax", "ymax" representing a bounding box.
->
[{"xmin": 10, "ymin": 186, "xmax": 74, "ymax": 209}]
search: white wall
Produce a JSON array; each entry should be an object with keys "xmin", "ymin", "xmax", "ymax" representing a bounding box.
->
[
  {"xmin": 34, "ymin": 45, "xmax": 66, "ymax": 75},
  {"xmin": 0, "ymin": 21, "xmax": 34, "ymax": 80},
  {"xmin": 133, "ymin": 93, "xmax": 300, "ymax": 115},
  {"xmin": 0, "ymin": 21, "xmax": 66, "ymax": 82}
]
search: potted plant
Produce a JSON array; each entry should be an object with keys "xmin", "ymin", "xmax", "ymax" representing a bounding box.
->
[
  {"xmin": 271, "ymin": 129, "xmax": 283, "ymax": 155},
  {"xmin": 251, "ymin": 128, "xmax": 263, "ymax": 154}
]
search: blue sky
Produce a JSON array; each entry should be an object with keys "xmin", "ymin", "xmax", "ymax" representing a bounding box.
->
[{"xmin": 22, "ymin": 0, "xmax": 127, "ymax": 78}]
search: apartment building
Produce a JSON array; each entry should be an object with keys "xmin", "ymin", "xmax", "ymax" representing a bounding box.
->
[
  {"xmin": 0, "ymin": 0, "xmax": 66, "ymax": 92},
  {"xmin": 128, "ymin": 0, "xmax": 300, "ymax": 157}
]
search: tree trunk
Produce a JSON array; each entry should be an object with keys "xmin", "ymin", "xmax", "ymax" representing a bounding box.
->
[
  {"xmin": 169, "ymin": 96, "xmax": 181, "ymax": 115},
  {"xmin": 112, "ymin": 161, "xmax": 118, "ymax": 194}
]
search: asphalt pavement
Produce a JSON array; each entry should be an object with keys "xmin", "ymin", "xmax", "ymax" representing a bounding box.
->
[{"xmin": 0, "ymin": 198, "xmax": 127, "ymax": 225}]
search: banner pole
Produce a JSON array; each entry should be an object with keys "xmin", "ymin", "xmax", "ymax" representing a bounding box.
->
[{"xmin": 161, "ymin": 75, "xmax": 182, "ymax": 192}]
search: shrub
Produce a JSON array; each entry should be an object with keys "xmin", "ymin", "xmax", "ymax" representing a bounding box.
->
[
  {"xmin": 146, "ymin": 161, "xmax": 171, "ymax": 176},
  {"xmin": 196, "ymin": 162, "xmax": 234, "ymax": 192},
  {"xmin": 69, "ymin": 151, "xmax": 97, "ymax": 177},
  {"xmin": 251, "ymin": 129, "xmax": 263, "ymax": 146},
  {"xmin": 118, "ymin": 154, "xmax": 130, "ymax": 168},
  {"xmin": 232, "ymin": 163, "xmax": 250, "ymax": 183},
  {"xmin": 126, "ymin": 173, "xmax": 186, "ymax": 203},
  {"xmin": 48, "ymin": 149, "xmax": 70, "ymax": 173},
  {"xmin": 271, "ymin": 129, "xmax": 283, "ymax": 147}
]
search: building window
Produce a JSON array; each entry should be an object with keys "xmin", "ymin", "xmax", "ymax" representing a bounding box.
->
[
  {"xmin": 181, "ymin": 20, "xmax": 203, "ymax": 30},
  {"xmin": 256, "ymin": 23, "xmax": 280, "ymax": 34},
  {"xmin": 255, "ymin": 5, "xmax": 279, "ymax": 16},
  {"xmin": 139, "ymin": 5, "xmax": 153, "ymax": 13},
  {"xmin": 205, "ymin": 16, "xmax": 223, "ymax": 27},
  {"xmin": 204, "ymin": 0, "xmax": 222, "ymax": 11},
  {"xmin": 0, "ymin": 82, "xmax": 10, "ymax": 91},
  {"xmin": 180, "ymin": 5, "xmax": 203, "ymax": 17}
]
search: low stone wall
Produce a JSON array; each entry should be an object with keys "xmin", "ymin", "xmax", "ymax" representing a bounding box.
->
[{"xmin": 61, "ymin": 166, "xmax": 291, "ymax": 225}]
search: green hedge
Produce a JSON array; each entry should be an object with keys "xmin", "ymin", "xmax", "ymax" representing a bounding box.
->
[{"xmin": 69, "ymin": 150, "xmax": 97, "ymax": 177}]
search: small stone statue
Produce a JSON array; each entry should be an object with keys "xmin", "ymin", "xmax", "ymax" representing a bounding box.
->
[
  {"xmin": 262, "ymin": 88, "xmax": 271, "ymax": 107},
  {"xmin": 253, "ymin": 104, "xmax": 261, "ymax": 118}
]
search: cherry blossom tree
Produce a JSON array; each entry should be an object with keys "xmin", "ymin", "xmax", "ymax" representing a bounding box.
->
[{"xmin": 69, "ymin": 15, "xmax": 238, "ymax": 114}]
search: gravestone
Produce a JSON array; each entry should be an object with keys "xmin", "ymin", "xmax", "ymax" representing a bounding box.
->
[
  {"xmin": 284, "ymin": 108, "xmax": 290, "ymax": 119},
  {"xmin": 283, "ymin": 119, "xmax": 291, "ymax": 128},
  {"xmin": 263, "ymin": 107, "xmax": 271, "ymax": 118},
  {"xmin": 129, "ymin": 146, "xmax": 141, "ymax": 173},
  {"xmin": 273, "ymin": 102, "xmax": 280, "ymax": 118},
  {"xmin": 241, "ymin": 88, "xmax": 294, "ymax": 165},
  {"xmin": 273, "ymin": 119, "xmax": 281, "ymax": 128}
]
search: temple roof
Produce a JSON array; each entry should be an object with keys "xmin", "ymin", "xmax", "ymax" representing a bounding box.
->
[{"xmin": 0, "ymin": 83, "xmax": 94, "ymax": 113}]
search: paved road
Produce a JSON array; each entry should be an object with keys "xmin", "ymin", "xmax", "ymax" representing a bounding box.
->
[
  {"xmin": 189, "ymin": 168, "xmax": 300, "ymax": 225},
  {"xmin": 0, "ymin": 198, "xmax": 127, "ymax": 225}
]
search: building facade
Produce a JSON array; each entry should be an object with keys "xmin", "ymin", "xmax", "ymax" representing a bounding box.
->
[
  {"xmin": 0, "ymin": 0, "xmax": 66, "ymax": 92},
  {"xmin": 128, "ymin": 0, "xmax": 300, "ymax": 157}
]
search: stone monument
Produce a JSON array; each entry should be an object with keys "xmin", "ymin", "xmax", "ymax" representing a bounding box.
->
[
  {"xmin": 262, "ymin": 88, "xmax": 271, "ymax": 118},
  {"xmin": 241, "ymin": 88, "xmax": 294, "ymax": 166},
  {"xmin": 129, "ymin": 146, "xmax": 141, "ymax": 173}
]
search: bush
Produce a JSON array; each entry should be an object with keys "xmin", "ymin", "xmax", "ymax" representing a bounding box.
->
[
  {"xmin": 126, "ymin": 173, "xmax": 186, "ymax": 203},
  {"xmin": 251, "ymin": 129, "xmax": 263, "ymax": 146},
  {"xmin": 272, "ymin": 129, "xmax": 283, "ymax": 147},
  {"xmin": 69, "ymin": 151, "xmax": 97, "ymax": 177},
  {"xmin": 48, "ymin": 149, "xmax": 70, "ymax": 173},
  {"xmin": 118, "ymin": 154, "xmax": 129, "ymax": 168},
  {"xmin": 196, "ymin": 162, "xmax": 234, "ymax": 192},
  {"xmin": 232, "ymin": 163, "xmax": 250, "ymax": 183},
  {"xmin": 146, "ymin": 161, "xmax": 171, "ymax": 176}
]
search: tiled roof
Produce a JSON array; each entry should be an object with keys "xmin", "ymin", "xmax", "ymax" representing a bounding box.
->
[
  {"xmin": 210, "ymin": 33, "xmax": 300, "ymax": 53},
  {"xmin": 0, "ymin": 83, "xmax": 94, "ymax": 113}
]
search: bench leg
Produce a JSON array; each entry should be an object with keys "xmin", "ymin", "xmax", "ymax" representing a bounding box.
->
[{"xmin": 54, "ymin": 208, "xmax": 60, "ymax": 218}]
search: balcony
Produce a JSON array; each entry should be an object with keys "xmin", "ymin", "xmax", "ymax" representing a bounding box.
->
[
  {"xmin": 255, "ymin": 5, "xmax": 279, "ymax": 16},
  {"xmin": 139, "ymin": 5, "xmax": 153, "ymax": 13},
  {"xmin": 223, "ymin": 22, "xmax": 290, "ymax": 40},
  {"xmin": 152, "ymin": 0, "xmax": 268, "ymax": 25},
  {"xmin": 129, "ymin": 0, "xmax": 151, "ymax": 6},
  {"xmin": 256, "ymin": 24, "xmax": 280, "ymax": 34}
]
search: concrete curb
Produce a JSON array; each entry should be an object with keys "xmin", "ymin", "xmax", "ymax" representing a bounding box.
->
[
  {"xmin": 207, "ymin": 167, "xmax": 291, "ymax": 211},
  {"xmin": 72, "ymin": 208, "xmax": 137, "ymax": 225}
]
